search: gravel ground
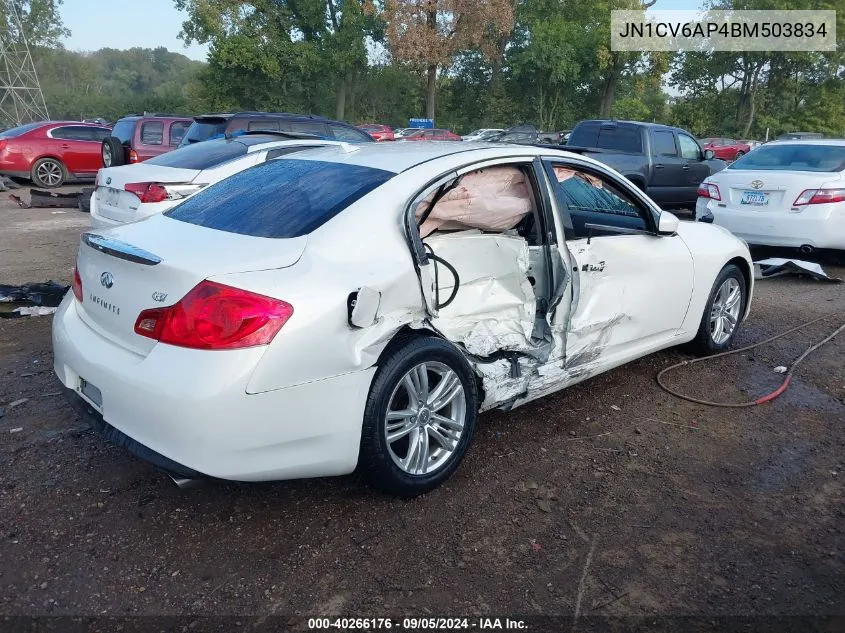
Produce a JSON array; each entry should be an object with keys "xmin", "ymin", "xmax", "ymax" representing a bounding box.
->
[{"xmin": 0, "ymin": 197, "xmax": 843, "ymax": 630}]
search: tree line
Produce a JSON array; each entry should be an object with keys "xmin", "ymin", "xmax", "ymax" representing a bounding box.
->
[{"xmin": 6, "ymin": 0, "xmax": 845, "ymax": 139}]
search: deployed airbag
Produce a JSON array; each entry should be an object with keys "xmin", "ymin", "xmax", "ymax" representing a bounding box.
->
[{"xmin": 417, "ymin": 166, "xmax": 532, "ymax": 237}]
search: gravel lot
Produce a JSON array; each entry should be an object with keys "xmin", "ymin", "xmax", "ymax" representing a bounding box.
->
[{"xmin": 0, "ymin": 193, "xmax": 843, "ymax": 629}]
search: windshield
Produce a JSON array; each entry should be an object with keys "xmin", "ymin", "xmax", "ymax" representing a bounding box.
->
[
  {"xmin": 729, "ymin": 144, "xmax": 845, "ymax": 172},
  {"xmin": 165, "ymin": 159, "xmax": 394, "ymax": 238},
  {"xmin": 0, "ymin": 122, "xmax": 43, "ymax": 138},
  {"xmin": 700, "ymin": 138, "xmax": 719, "ymax": 145},
  {"xmin": 145, "ymin": 139, "xmax": 248, "ymax": 170},
  {"xmin": 179, "ymin": 120, "xmax": 228, "ymax": 147}
]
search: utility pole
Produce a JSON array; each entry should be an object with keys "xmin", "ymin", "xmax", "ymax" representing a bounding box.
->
[{"xmin": 0, "ymin": 0, "xmax": 49, "ymax": 128}]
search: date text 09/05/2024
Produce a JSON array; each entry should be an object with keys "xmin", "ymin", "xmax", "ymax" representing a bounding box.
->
[{"xmin": 307, "ymin": 617, "xmax": 529, "ymax": 630}]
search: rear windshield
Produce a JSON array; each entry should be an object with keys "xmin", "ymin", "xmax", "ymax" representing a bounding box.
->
[
  {"xmin": 0, "ymin": 122, "xmax": 43, "ymax": 138},
  {"xmin": 165, "ymin": 159, "xmax": 394, "ymax": 238},
  {"xmin": 568, "ymin": 124, "xmax": 643, "ymax": 153},
  {"xmin": 729, "ymin": 144, "xmax": 845, "ymax": 172},
  {"xmin": 179, "ymin": 120, "xmax": 228, "ymax": 146},
  {"xmin": 145, "ymin": 139, "xmax": 248, "ymax": 170},
  {"xmin": 111, "ymin": 119, "xmax": 137, "ymax": 143}
]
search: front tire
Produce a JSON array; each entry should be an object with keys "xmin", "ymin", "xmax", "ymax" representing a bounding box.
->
[
  {"xmin": 690, "ymin": 264, "xmax": 747, "ymax": 355},
  {"xmin": 31, "ymin": 157, "xmax": 66, "ymax": 188},
  {"xmin": 359, "ymin": 336, "xmax": 478, "ymax": 497}
]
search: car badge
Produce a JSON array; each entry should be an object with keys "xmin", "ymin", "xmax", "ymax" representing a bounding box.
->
[
  {"xmin": 105, "ymin": 176, "xmax": 112, "ymax": 185},
  {"xmin": 152, "ymin": 291, "xmax": 168, "ymax": 303},
  {"xmin": 100, "ymin": 272, "xmax": 114, "ymax": 289},
  {"xmin": 750, "ymin": 180, "xmax": 764, "ymax": 189}
]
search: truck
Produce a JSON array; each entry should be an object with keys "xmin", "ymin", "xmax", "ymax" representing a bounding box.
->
[{"xmin": 565, "ymin": 120, "xmax": 727, "ymax": 210}]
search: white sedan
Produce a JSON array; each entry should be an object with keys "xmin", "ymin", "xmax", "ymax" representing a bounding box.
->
[
  {"xmin": 696, "ymin": 139, "xmax": 845, "ymax": 251},
  {"xmin": 89, "ymin": 134, "xmax": 340, "ymax": 229},
  {"xmin": 53, "ymin": 143, "xmax": 753, "ymax": 496}
]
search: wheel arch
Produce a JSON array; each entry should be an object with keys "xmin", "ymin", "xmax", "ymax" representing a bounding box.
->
[{"xmin": 726, "ymin": 255, "xmax": 753, "ymax": 320}]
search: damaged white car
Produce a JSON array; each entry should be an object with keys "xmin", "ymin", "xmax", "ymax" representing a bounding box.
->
[{"xmin": 53, "ymin": 143, "xmax": 753, "ymax": 495}]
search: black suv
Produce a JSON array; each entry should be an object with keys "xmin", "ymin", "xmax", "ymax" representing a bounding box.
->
[{"xmin": 179, "ymin": 112, "xmax": 373, "ymax": 146}]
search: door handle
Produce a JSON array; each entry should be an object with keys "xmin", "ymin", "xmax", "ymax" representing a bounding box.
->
[
  {"xmin": 654, "ymin": 164, "xmax": 664, "ymax": 169},
  {"xmin": 61, "ymin": 144, "xmax": 70, "ymax": 148},
  {"xmin": 682, "ymin": 164, "xmax": 690, "ymax": 170}
]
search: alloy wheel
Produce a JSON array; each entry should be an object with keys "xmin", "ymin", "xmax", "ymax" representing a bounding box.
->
[
  {"xmin": 710, "ymin": 277, "xmax": 742, "ymax": 344},
  {"xmin": 384, "ymin": 361, "xmax": 466, "ymax": 476},
  {"xmin": 36, "ymin": 160, "xmax": 62, "ymax": 187}
]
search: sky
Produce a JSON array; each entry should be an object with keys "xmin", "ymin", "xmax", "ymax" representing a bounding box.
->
[
  {"xmin": 59, "ymin": 0, "xmax": 700, "ymax": 62},
  {"xmin": 60, "ymin": 0, "xmax": 210, "ymax": 61}
]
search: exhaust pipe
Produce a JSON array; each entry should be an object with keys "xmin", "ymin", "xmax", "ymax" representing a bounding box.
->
[{"xmin": 799, "ymin": 244, "xmax": 814, "ymax": 255}]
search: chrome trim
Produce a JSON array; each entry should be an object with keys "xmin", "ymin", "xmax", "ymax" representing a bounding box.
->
[{"xmin": 82, "ymin": 233, "xmax": 162, "ymax": 266}]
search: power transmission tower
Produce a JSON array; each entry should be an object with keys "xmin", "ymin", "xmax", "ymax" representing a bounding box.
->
[{"xmin": 0, "ymin": 0, "xmax": 49, "ymax": 127}]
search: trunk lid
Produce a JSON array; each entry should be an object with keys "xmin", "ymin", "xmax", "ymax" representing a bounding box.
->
[
  {"xmin": 75, "ymin": 215, "xmax": 306, "ymax": 355},
  {"xmin": 712, "ymin": 169, "xmax": 842, "ymax": 213},
  {"xmin": 95, "ymin": 164, "xmax": 201, "ymax": 224}
]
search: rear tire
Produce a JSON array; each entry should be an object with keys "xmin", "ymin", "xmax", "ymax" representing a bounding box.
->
[
  {"xmin": 358, "ymin": 336, "xmax": 478, "ymax": 497},
  {"xmin": 101, "ymin": 136, "xmax": 125, "ymax": 167},
  {"xmin": 690, "ymin": 264, "xmax": 747, "ymax": 355},
  {"xmin": 31, "ymin": 157, "xmax": 66, "ymax": 188},
  {"xmin": 734, "ymin": 150, "xmax": 745, "ymax": 160}
]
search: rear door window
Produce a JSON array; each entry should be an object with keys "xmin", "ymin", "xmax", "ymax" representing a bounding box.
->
[
  {"xmin": 289, "ymin": 121, "xmax": 329, "ymax": 137},
  {"xmin": 329, "ymin": 124, "xmax": 371, "ymax": 142},
  {"xmin": 168, "ymin": 121, "xmax": 190, "ymax": 146},
  {"xmin": 110, "ymin": 119, "xmax": 137, "ymax": 143},
  {"xmin": 140, "ymin": 121, "xmax": 164, "ymax": 145},
  {"xmin": 51, "ymin": 126, "xmax": 88, "ymax": 141},
  {"xmin": 180, "ymin": 120, "xmax": 228, "ymax": 145},
  {"xmin": 165, "ymin": 159, "xmax": 394, "ymax": 238},
  {"xmin": 651, "ymin": 131, "xmax": 678, "ymax": 156}
]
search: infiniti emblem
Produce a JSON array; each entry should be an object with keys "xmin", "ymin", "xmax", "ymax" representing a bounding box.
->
[
  {"xmin": 750, "ymin": 180, "xmax": 764, "ymax": 189},
  {"xmin": 100, "ymin": 272, "xmax": 114, "ymax": 289}
]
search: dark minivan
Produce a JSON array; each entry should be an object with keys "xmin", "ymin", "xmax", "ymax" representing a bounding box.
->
[{"xmin": 179, "ymin": 112, "xmax": 374, "ymax": 147}]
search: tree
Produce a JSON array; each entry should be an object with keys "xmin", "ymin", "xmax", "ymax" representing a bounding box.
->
[
  {"xmin": 385, "ymin": 0, "xmax": 514, "ymax": 119},
  {"xmin": 0, "ymin": 0, "xmax": 69, "ymax": 48}
]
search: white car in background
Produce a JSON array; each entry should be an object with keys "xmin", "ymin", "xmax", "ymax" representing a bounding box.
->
[
  {"xmin": 89, "ymin": 134, "xmax": 339, "ymax": 228},
  {"xmin": 462, "ymin": 128, "xmax": 504, "ymax": 141},
  {"xmin": 54, "ymin": 143, "xmax": 752, "ymax": 496},
  {"xmin": 696, "ymin": 140, "xmax": 845, "ymax": 252}
]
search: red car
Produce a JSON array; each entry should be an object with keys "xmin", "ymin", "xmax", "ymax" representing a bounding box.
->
[
  {"xmin": 0, "ymin": 121, "xmax": 112, "ymax": 188},
  {"xmin": 357, "ymin": 124, "xmax": 395, "ymax": 142},
  {"xmin": 699, "ymin": 137, "xmax": 751, "ymax": 162},
  {"xmin": 401, "ymin": 128, "xmax": 462, "ymax": 141}
]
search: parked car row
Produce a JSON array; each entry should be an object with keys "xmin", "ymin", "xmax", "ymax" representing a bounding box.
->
[{"xmin": 54, "ymin": 138, "xmax": 754, "ymax": 496}]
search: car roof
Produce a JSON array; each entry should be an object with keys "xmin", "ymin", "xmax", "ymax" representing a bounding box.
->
[
  {"xmin": 192, "ymin": 111, "xmax": 355, "ymax": 125},
  {"xmin": 277, "ymin": 141, "xmax": 591, "ymax": 173},
  {"xmin": 763, "ymin": 139, "xmax": 845, "ymax": 146},
  {"xmin": 576, "ymin": 119, "xmax": 684, "ymax": 133}
]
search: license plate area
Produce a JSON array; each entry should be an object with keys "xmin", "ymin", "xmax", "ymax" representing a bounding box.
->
[
  {"xmin": 79, "ymin": 377, "xmax": 103, "ymax": 410},
  {"xmin": 98, "ymin": 187, "xmax": 121, "ymax": 208},
  {"xmin": 740, "ymin": 191, "xmax": 769, "ymax": 206}
]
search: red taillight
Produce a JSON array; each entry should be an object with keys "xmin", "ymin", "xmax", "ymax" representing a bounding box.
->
[
  {"xmin": 128, "ymin": 149, "xmax": 139, "ymax": 163},
  {"xmin": 793, "ymin": 188, "xmax": 845, "ymax": 206},
  {"xmin": 125, "ymin": 182, "xmax": 168, "ymax": 203},
  {"xmin": 72, "ymin": 267, "xmax": 83, "ymax": 302},
  {"xmin": 134, "ymin": 280, "xmax": 293, "ymax": 350},
  {"xmin": 697, "ymin": 182, "xmax": 721, "ymax": 201}
]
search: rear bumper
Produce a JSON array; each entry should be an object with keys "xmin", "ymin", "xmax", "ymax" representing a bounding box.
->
[
  {"xmin": 52, "ymin": 294, "xmax": 374, "ymax": 481},
  {"xmin": 89, "ymin": 194, "xmax": 122, "ymax": 229},
  {"xmin": 698, "ymin": 198, "xmax": 845, "ymax": 250}
]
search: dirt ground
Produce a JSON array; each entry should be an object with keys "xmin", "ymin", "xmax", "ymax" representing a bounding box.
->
[{"xmin": 0, "ymin": 193, "xmax": 843, "ymax": 630}]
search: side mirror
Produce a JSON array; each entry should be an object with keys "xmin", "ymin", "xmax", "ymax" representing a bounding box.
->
[
  {"xmin": 703, "ymin": 149, "xmax": 715, "ymax": 160},
  {"xmin": 658, "ymin": 211, "xmax": 680, "ymax": 235}
]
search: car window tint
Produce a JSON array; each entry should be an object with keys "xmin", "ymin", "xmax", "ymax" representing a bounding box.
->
[
  {"xmin": 87, "ymin": 127, "xmax": 111, "ymax": 141},
  {"xmin": 248, "ymin": 120, "xmax": 281, "ymax": 132},
  {"xmin": 594, "ymin": 126, "xmax": 642, "ymax": 152},
  {"xmin": 169, "ymin": 121, "xmax": 190, "ymax": 146},
  {"xmin": 547, "ymin": 163, "xmax": 648, "ymax": 239},
  {"xmin": 0, "ymin": 122, "xmax": 42, "ymax": 138},
  {"xmin": 145, "ymin": 139, "xmax": 248, "ymax": 169},
  {"xmin": 50, "ymin": 126, "xmax": 82, "ymax": 140},
  {"xmin": 289, "ymin": 121, "xmax": 327, "ymax": 136},
  {"xmin": 264, "ymin": 145, "xmax": 325, "ymax": 160},
  {"xmin": 729, "ymin": 144, "xmax": 845, "ymax": 172},
  {"xmin": 329, "ymin": 124, "xmax": 371, "ymax": 142},
  {"xmin": 111, "ymin": 119, "xmax": 137, "ymax": 143},
  {"xmin": 165, "ymin": 159, "xmax": 394, "ymax": 238},
  {"xmin": 140, "ymin": 121, "xmax": 163, "ymax": 145},
  {"xmin": 568, "ymin": 124, "xmax": 599, "ymax": 147},
  {"xmin": 678, "ymin": 134, "xmax": 701, "ymax": 160},
  {"xmin": 180, "ymin": 120, "xmax": 228, "ymax": 146},
  {"xmin": 651, "ymin": 131, "xmax": 677, "ymax": 156}
]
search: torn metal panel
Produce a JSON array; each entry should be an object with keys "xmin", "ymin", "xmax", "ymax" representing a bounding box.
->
[
  {"xmin": 754, "ymin": 258, "xmax": 842, "ymax": 283},
  {"xmin": 424, "ymin": 231, "xmax": 537, "ymax": 357}
]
